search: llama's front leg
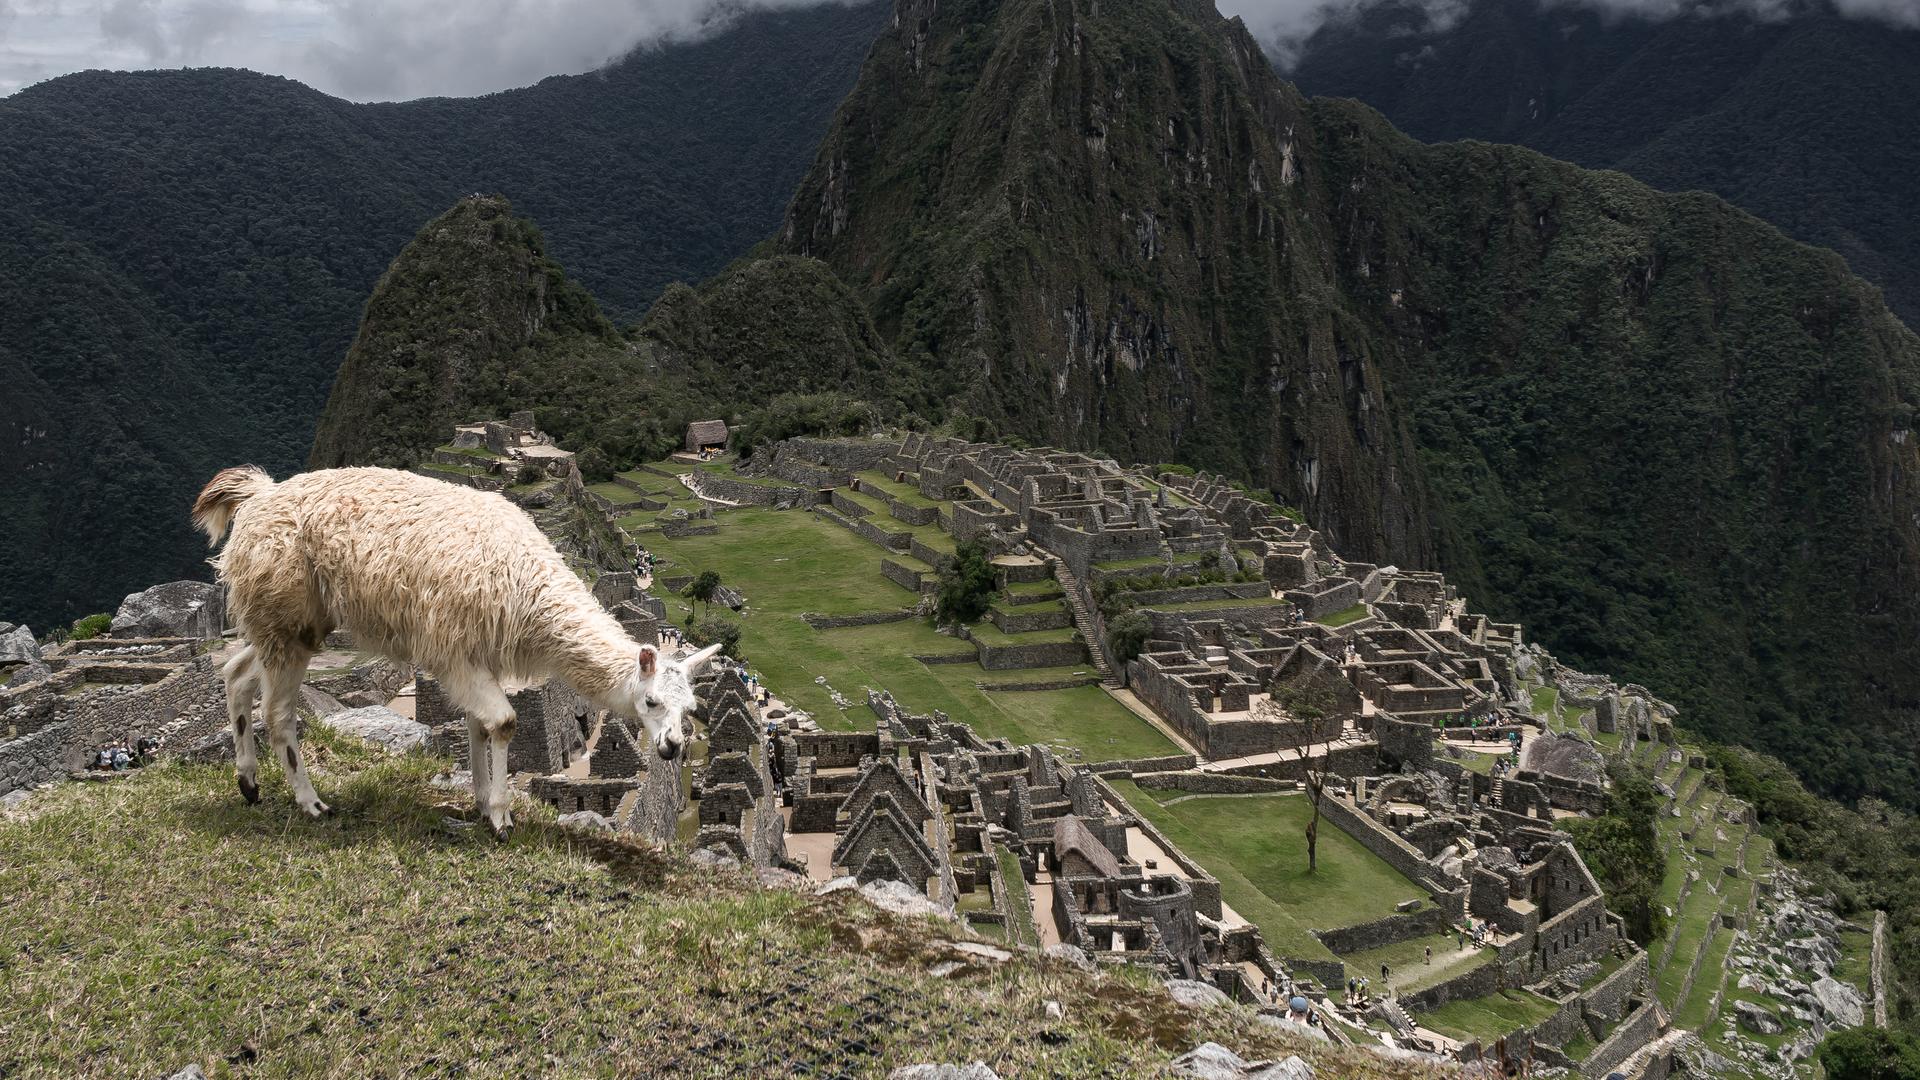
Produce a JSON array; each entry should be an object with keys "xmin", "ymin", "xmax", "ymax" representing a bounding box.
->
[
  {"xmin": 263, "ymin": 659, "xmax": 330, "ymax": 817},
  {"xmin": 466, "ymin": 714, "xmax": 491, "ymax": 822},
  {"xmin": 445, "ymin": 671, "xmax": 517, "ymax": 840},
  {"xmin": 484, "ymin": 717, "xmax": 515, "ymax": 840},
  {"xmin": 223, "ymin": 644, "xmax": 262, "ymax": 804}
]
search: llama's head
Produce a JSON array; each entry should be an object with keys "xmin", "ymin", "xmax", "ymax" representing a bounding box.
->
[{"xmin": 625, "ymin": 642, "xmax": 723, "ymax": 760}]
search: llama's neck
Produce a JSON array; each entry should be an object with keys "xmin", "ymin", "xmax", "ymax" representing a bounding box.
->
[{"xmin": 525, "ymin": 589, "xmax": 636, "ymax": 705}]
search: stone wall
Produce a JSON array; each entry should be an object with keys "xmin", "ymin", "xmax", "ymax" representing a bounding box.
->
[
  {"xmin": 1580, "ymin": 1000, "xmax": 1660, "ymax": 1080},
  {"xmin": 987, "ymin": 604, "xmax": 1073, "ymax": 634},
  {"xmin": 1317, "ymin": 793, "xmax": 1445, "ymax": 894},
  {"xmin": 971, "ymin": 636, "xmax": 1087, "ymax": 671},
  {"xmin": 800, "ymin": 610, "xmax": 919, "ymax": 630},
  {"xmin": 1132, "ymin": 771, "xmax": 1298, "ymax": 795},
  {"xmin": 626, "ymin": 756, "xmax": 684, "ymax": 843},
  {"xmin": 0, "ymin": 721, "xmax": 78, "ymax": 796},
  {"xmin": 1314, "ymin": 903, "xmax": 1449, "ymax": 955},
  {"xmin": 880, "ymin": 557, "xmax": 934, "ymax": 594}
]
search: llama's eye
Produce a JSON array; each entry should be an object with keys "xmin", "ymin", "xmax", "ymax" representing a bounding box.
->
[{"xmin": 645, "ymin": 697, "xmax": 661, "ymax": 709}]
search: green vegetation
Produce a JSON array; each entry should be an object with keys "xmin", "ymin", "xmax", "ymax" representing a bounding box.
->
[
  {"xmin": 1107, "ymin": 611, "xmax": 1152, "ymax": 665},
  {"xmin": 1417, "ymin": 990, "xmax": 1562, "ymax": 1044},
  {"xmin": 0, "ymin": 734, "xmax": 1413, "ymax": 1078},
  {"xmin": 1819, "ymin": 1027, "xmax": 1920, "ymax": 1080},
  {"xmin": 995, "ymin": 847, "xmax": 1039, "ymax": 949},
  {"xmin": 684, "ymin": 569, "xmax": 723, "ymax": 616},
  {"xmin": 66, "ymin": 613, "xmax": 112, "ymax": 641},
  {"xmin": 688, "ymin": 615, "xmax": 743, "ymax": 659},
  {"xmin": 1315, "ymin": 605, "xmax": 1368, "ymax": 628},
  {"xmin": 1108, "ymin": 781, "xmax": 1424, "ymax": 963},
  {"xmin": 1562, "ymin": 759, "xmax": 1666, "ymax": 944},
  {"xmin": 934, "ymin": 541, "xmax": 996, "ymax": 625}
]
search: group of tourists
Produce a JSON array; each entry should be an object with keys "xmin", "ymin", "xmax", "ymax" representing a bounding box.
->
[
  {"xmin": 630, "ymin": 547, "xmax": 655, "ymax": 579},
  {"xmin": 90, "ymin": 736, "xmax": 159, "ymax": 772}
]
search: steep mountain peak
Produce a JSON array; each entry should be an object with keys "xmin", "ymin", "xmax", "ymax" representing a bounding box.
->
[{"xmin": 309, "ymin": 195, "xmax": 618, "ymax": 470}]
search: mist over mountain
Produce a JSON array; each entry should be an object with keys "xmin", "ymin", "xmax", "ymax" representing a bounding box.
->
[
  {"xmin": 0, "ymin": 0, "xmax": 889, "ymax": 631},
  {"xmin": 1283, "ymin": 0, "xmax": 1920, "ymax": 328}
]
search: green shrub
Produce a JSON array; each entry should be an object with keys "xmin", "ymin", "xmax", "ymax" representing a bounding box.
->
[
  {"xmin": 688, "ymin": 616, "xmax": 743, "ymax": 660},
  {"xmin": 574, "ymin": 446, "xmax": 615, "ymax": 484},
  {"xmin": 935, "ymin": 541, "xmax": 996, "ymax": 625},
  {"xmin": 1107, "ymin": 611, "xmax": 1152, "ymax": 665},
  {"xmin": 1818, "ymin": 1028, "xmax": 1920, "ymax": 1080},
  {"xmin": 68, "ymin": 613, "xmax": 112, "ymax": 641}
]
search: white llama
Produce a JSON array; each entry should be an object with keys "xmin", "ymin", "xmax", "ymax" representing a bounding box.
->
[{"xmin": 193, "ymin": 465, "xmax": 720, "ymax": 838}]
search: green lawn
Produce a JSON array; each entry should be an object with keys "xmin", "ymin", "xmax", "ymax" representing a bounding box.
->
[
  {"xmin": 635, "ymin": 508, "xmax": 1171, "ymax": 758},
  {"xmin": 857, "ymin": 471, "xmax": 941, "ymax": 508},
  {"xmin": 1417, "ymin": 989, "xmax": 1561, "ymax": 1043},
  {"xmin": 1107, "ymin": 782, "xmax": 1425, "ymax": 964},
  {"xmin": 1315, "ymin": 604, "xmax": 1368, "ymax": 627}
]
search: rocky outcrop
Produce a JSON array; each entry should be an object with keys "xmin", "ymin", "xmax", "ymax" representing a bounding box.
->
[
  {"xmin": 0, "ymin": 623, "xmax": 40, "ymax": 665},
  {"xmin": 110, "ymin": 580, "xmax": 224, "ymax": 639},
  {"xmin": 320, "ymin": 706, "xmax": 427, "ymax": 753}
]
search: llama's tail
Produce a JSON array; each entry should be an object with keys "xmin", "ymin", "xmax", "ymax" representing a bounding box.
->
[{"xmin": 192, "ymin": 465, "xmax": 275, "ymax": 546}]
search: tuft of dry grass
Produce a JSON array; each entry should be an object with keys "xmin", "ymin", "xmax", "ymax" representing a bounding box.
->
[{"xmin": 0, "ymin": 737, "xmax": 1449, "ymax": 1078}]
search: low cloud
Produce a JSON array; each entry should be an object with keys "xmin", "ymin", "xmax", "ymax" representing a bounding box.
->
[
  {"xmin": 2, "ymin": 0, "xmax": 1912, "ymax": 101},
  {"xmin": 2, "ymin": 0, "xmax": 855, "ymax": 101},
  {"xmin": 1221, "ymin": 0, "xmax": 1920, "ymax": 67}
]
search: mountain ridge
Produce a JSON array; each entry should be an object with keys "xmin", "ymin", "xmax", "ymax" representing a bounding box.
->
[{"xmin": 0, "ymin": 0, "xmax": 890, "ymax": 631}]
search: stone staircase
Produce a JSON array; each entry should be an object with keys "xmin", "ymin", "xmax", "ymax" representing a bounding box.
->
[
  {"xmin": 1490, "ymin": 777, "xmax": 1506, "ymax": 809},
  {"xmin": 1372, "ymin": 995, "xmax": 1417, "ymax": 1037},
  {"xmin": 1042, "ymin": 554, "xmax": 1119, "ymax": 687}
]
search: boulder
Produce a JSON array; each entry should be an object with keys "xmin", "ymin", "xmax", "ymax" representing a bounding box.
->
[
  {"xmin": 1247, "ymin": 1058, "xmax": 1315, "ymax": 1080},
  {"xmin": 856, "ymin": 878, "xmax": 957, "ymax": 922},
  {"xmin": 888, "ymin": 1066, "xmax": 999, "ymax": 1080},
  {"xmin": 1165, "ymin": 979, "xmax": 1232, "ymax": 1009},
  {"xmin": 299, "ymin": 686, "xmax": 348, "ymax": 718},
  {"xmin": 1043, "ymin": 943, "xmax": 1095, "ymax": 972},
  {"xmin": 558, "ymin": 810, "xmax": 613, "ymax": 832},
  {"xmin": 319, "ymin": 706, "xmax": 427, "ymax": 753},
  {"xmin": 1812, "ymin": 976, "xmax": 1865, "ymax": 1028},
  {"xmin": 110, "ymin": 580, "xmax": 225, "ymax": 639},
  {"xmin": 0, "ymin": 623, "xmax": 40, "ymax": 664},
  {"xmin": 1254, "ymin": 1013, "xmax": 1330, "ymax": 1043},
  {"xmin": 1170, "ymin": 1043, "xmax": 1248, "ymax": 1080},
  {"xmin": 1735, "ymin": 1000, "xmax": 1783, "ymax": 1036}
]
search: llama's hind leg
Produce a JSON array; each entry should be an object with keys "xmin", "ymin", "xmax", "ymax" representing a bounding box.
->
[
  {"xmin": 222, "ymin": 644, "xmax": 263, "ymax": 804},
  {"xmin": 262, "ymin": 656, "xmax": 330, "ymax": 817}
]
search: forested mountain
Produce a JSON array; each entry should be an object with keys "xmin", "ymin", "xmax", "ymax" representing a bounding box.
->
[
  {"xmin": 0, "ymin": 0, "xmax": 889, "ymax": 631},
  {"xmin": 1284, "ymin": 0, "xmax": 1920, "ymax": 330},
  {"xmin": 319, "ymin": 0, "xmax": 1920, "ymax": 810}
]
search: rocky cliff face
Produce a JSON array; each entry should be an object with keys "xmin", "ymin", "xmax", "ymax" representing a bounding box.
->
[{"xmin": 769, "ymin": 0, "xmax": 1920, "ymax": 801}]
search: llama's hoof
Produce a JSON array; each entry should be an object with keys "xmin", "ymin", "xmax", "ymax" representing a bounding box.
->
[
  {"xmin": 238, "ymin": 776, "xmax": 260, "ymax": 804},
  {"xmin": 300, "ymin": 800, "xmax": 332, "ymax": 819},
  {"xmin": 485, "ymin": 820, "xmax": 513, "ymax": 843}
]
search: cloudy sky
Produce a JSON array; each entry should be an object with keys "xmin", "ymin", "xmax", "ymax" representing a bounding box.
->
[{"xmin": 1, "ymin": 0, "xmax": 1914, "ymax": 101}]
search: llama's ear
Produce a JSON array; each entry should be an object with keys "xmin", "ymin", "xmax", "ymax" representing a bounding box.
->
[
  {"xmin": 685, "ymin": 643, "xmax": 723, "ymax": 672},
  {"xmin": 636, "ymin": 645, "xmax": 658, "ymax": 678}
]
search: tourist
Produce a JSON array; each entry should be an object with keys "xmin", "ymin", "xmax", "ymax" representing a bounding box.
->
[
  {"xmin": 111, "ymin": 744, "xmax": 131, "ymax": 770},
  {"xmin": 1424, "ymin": 945, "xmax": 1432, "ymax": 965},
  {"xmin": 1380, "ymin": 962, "xmax": 1390, "ymax": 983}
]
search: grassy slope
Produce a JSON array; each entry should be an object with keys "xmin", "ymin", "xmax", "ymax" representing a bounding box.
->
[
  {"xmin": 1108, "ymin": 781, "xmax": 1424, "ymax": 963},
  {"xmin": 0, "ymin": 738, "xmax": 1430, "ymax": 1079},
  {"xmin": 636, "ymin": 507, "xmax": 1173, "ymax": 759}
]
